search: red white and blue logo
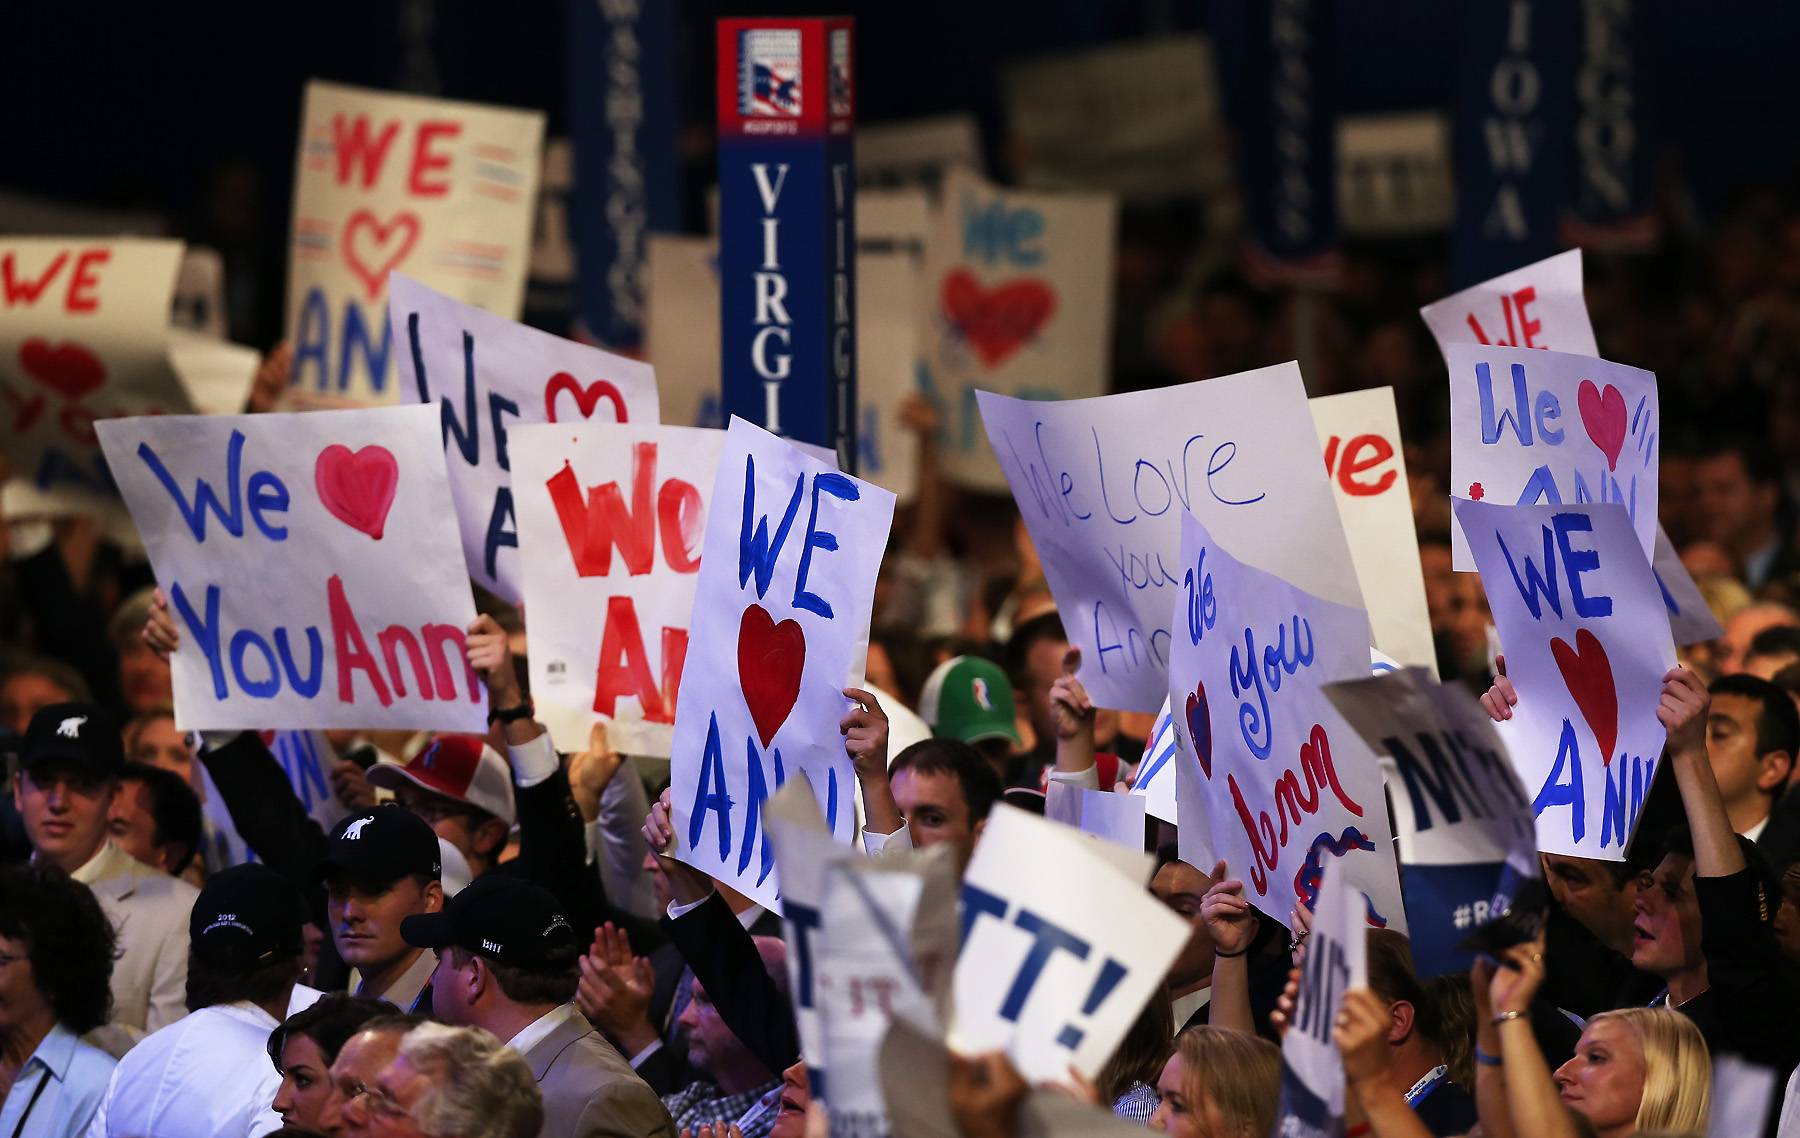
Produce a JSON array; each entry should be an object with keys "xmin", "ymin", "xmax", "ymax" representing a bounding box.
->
[{"xmin": 740, "ymin": 29, "xmax": 802, "ymax": 117}]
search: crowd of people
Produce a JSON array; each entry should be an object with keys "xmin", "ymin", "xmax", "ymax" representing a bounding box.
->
[{"xmin": 7, "ymin": 77, "xmax": 1800, "ymax": 1138}]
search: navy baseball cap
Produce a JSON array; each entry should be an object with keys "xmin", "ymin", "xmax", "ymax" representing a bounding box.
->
[
  {"xmin": 320, "ymin": 805, "xmax": 441, "ymax": 888},
  {"xmin": 20, "ymin": 703, "xmax": 123, "ymax": 781},
  {"xmin": 401, "ymin": 874, "xmax": 579, "ymax": 972},
  {"xmin": 191, "ymin": 864, "xmax": 305, "ymax": 969}
]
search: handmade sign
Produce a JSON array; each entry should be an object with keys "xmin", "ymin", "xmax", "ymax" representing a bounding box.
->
[
  {"xmin": 1274, "ymin": 857, "xmax": 1368, "ymax": 1138},
  {"xmin": 1165, "ymin": 510, "xmax": 1404, "ymax": 933},
  {"xmin": 818, "ymin": 855, "xmax": 958, "ymax": 1138},
  {"xmin": 924, "ymin": 168, "xmax": 1116, "ymax": 491},
  {"xmin": 512, "ymin": 422, "xmax": 717, "ymax": 755},
  {"xmin": 1127, "ymin": 697, "xmax": 1178, "ymax": 824},
  {"xmin": 953, "ymin": 803, "xmax": 1186, "ymax": 1081},
  {"xmin": 1454, "ymin": 499, "xmax": 1675, "ymax": 859},
  {"xmin": 389, "ymin": 273, "xmax": 660, "ymax": 600},
  {"xmin": 1421, "ymin": 249, "xmax": 1596, "ymax": 358},
  {"xmin": 1325, "ymin": 668, "xmax": 1539, "ymax": 977},
  {"xmin": 0, "ymin": 238, "xmax": 190, "ymax": 500},
  {"xmin": 1308, "ymin": 387, "xmax": 1435, "ymax": 672},
  {"xmin": 1652, "ymin": 524, "xmax": 1723, "ymax": 647},
  {"xmin": 1044, "ymin": 781, "xmax": 1146, "ymax": 852},
  {"xmin": 96, "ymin": 405, "xmax": 483, "ymax": 731},
  {"xmin": 168, "ymin": 329, "xmax": 261, "ymax": 418},
  {"xmin": 285, "ymin": 81, "xmax": 544, "ymax": 407},
  {"xmin": 1447, "ymin": 344, "xmax": 1657, "ymax": 569},
  {"xmin": 668, "ymin": 418, "xmax": 895, "ymax": 910},
  {"xmin": 981, "ymin": 363, "xmax": 1361, "ymax": 712},
  {"xmin": 856, "ymin": 114, "xmax": 983, "ymax": 190}
]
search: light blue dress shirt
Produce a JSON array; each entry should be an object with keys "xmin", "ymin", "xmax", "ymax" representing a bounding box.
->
[{"xmin": 0, "ymin": 1023, "xmax": 117, "ymax": 1138}]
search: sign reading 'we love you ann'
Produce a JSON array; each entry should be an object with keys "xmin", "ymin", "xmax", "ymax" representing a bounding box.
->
[
  {"xmin": 389, "ymin": 273, "xmax": 659, "ymax": 602},
  {"xmin": 670, "ymin": 418, "xmax": 895, "ymax": 912},
  {"xmin": 286, "ymin": 81, "xmax": 544, "ymax": 408},
  {"xmin": 97, "ymin": 406, "xmax": 484, "ymax": 732}
]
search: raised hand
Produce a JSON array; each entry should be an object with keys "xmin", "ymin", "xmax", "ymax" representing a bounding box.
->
[
  {"xmin": 841, "ymin": 687, "xmax": 892, "ymax": 778},
  {"xmin": 1487, "ymin": 934, "xmax": 1547, "ymax": 1018},
  {"xmin": 1200, "ymin": 860, "xmax": 1260, "ymax": 957},
  {"xmin": 142, "ymin": 588, "xmax": 181, "ymax": 661},
  {"xmin": 1334, "ymin": 988, "xmax": 1393, "ymax": 1085},
  {"xmin": 577, "ymin": 921, "xmax": 659, "ymax": 1053},
  {"xmin": 1048, "ymin": 647, "xmax": 1096, "ymax": 741},
  {"xmin": 1479, "ymin": 655, "xmax": 1518, "ymax": 723},
  {"xmin": 464, "ymin": 614, "xmax": 522, "ymax": 708}
]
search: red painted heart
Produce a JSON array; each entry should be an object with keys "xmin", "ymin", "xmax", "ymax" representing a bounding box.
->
[
  {"xmin": 18, "ymin": 338, "xmax": 105, "ymax": 401},
  {"xmin": 1577, "ymin": 380, "xmax": 1627, "ymax": 472},
  {"xmin": 341, "ymin": 209, "xmax": 420, "ymax": 300},
  {"xmin": 315, "ymin": 444, "xmax": 400, "ymax": 540},
  {"xmin": 738, "ymin": 604, "xmax": 806, "ymax": 747},
  {"xmin": 941, "ymin": 268, "xmax": 1057, "ymax": 368},
  {"xmin": 1184, "ymin": 681, "xmax": 1213, "ymax": 780},
  {"xmin": 1550, "ymin": 628, "xmax": 1619, "ymax": 767},
  {"xmin": 544, "ymin": 373, "xmax": 628, "ymax": 423}
]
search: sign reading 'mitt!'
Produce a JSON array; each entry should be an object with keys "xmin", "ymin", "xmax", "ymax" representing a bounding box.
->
[{"xmin": 717, "ymin": 18, "xmax": 858, "ymax": 471}]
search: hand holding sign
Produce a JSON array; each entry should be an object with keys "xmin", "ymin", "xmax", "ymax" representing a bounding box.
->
[{"xmin": 1199, "ymin": 861, "xmax": 1260, "ymax": 957}]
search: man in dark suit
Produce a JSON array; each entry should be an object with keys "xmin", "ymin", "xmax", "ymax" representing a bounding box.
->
[{"xmin": 404, "ymin": 874, "xmax": 675, "ymax": 1138}]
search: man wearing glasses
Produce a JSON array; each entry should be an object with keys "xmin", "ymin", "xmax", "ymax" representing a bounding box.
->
[
  {"xmin": 367, "ymin": 734, "xmax": 517, "ymax": 880},
  {"xmin": 10, "ymin": 702, "xmax": 197, "ymax": 1035},
  {"xmin": 320, "ymin": 1014, "xmax": 425, "ymax": 1137}
]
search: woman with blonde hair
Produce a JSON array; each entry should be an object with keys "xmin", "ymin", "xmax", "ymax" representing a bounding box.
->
[
  {"xmin": 1554, "ymin": 1008, "xmax": 1711, "ymax": 1137},
  {"xmin": 1147, "ymin": 1025, "xmax": 1280, "ymax": 1138}
]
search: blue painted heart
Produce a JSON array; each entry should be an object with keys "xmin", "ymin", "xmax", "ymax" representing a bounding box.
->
[{"xmin": 1184, "ymin": 681, "xmax": 1213, "ymax": 779}]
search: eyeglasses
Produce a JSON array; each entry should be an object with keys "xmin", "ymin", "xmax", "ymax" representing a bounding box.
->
[{"xmin": 399, "ymin": 795, "xmax": 483, "ymax": 826}]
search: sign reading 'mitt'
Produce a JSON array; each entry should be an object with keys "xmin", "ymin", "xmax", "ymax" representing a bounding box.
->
[{"xmin": 716, "ymin": 17, "xmax": 858, "ymax": 471}]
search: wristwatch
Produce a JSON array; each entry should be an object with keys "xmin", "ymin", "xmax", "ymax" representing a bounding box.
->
[{"xmin": 488, "ymin": 702, "xmax": 534, "ymax": 725}]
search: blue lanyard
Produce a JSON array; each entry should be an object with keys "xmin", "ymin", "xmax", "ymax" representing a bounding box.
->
[{"xmin": 1405, "ymin": 1065, "xmax": 1449, "ymax": 1109}]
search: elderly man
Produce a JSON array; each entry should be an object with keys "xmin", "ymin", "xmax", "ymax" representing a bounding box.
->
[{"xmin": 346, "ymin": 1023, "xmax": 542, "ymax": 1138}]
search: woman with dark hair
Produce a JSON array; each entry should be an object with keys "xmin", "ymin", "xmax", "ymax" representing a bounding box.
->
[
  {"xmin": 0, "ymin": 864, "xmax": 119, "ymax": 1137},
  {"xmin": 266, "ymin": 994, "xmax": 392, "ymax": 1133}
]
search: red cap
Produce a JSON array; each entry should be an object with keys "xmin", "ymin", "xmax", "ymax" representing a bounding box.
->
[{"xmin": 367, "ymin": 734, "xmax": 517, "ymax": 826}]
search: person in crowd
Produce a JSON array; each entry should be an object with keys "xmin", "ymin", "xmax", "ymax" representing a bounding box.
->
[
  {"xmin": 1158, "ymin": 853, "xmax": 1222, "ymax": 1032},
  {"xmin": 1003, "ymin": 611, "xmax": 1074, "ymax": 785},
  {"xmin": 1705, "ymin": 673, "xmax": 1800, "ymax": 871},
  {"xmin": 88, "ymin": 863, "xmax": 309, "ymax": 1137},
  {"xmin": 658, "ymin": 960, "xmax": 787, "ymax": 1138},
  {"xmin": 880, "ymin": 739, "xmax": 1001, "ymax": 872},
  {"xmin": 266, "ymin": 994, "xmax": 393, "ymax": 1135},
  {"xmin": 1146, "ymin": 1026, "xmax": 1280, "ymax": 1138},
  {"xmin": 1095, "ymin": 997, "xmax": 1172, "ymax": 1122},
  {"xmin": 915, "ymin": 655, "xmax": 1024, "ymax": 783},
  {"xmin": 106, "ymin": 589, "xmax": 171, "ymax": 717},
  {"xmin": 120, "ymin": 707, "xmax": 200, "ymax": 792},
  {"xmin": 321, "ymin": 805, "xmax": 445, "ymax": 1014},
  {"xmin": 0, "ymin": 658, "xmax": 91, "ymax": 737},
  {"xmin": 0, "ymin": 865, "xmax": 119, "ymax": 1138},
  {"xmin": 401, "ymin": 874, "xmax": 674, "ymax": 1138},
  {"xmin": 366, "ymin": 734, "xmax": 516, "ymax": 880},
  {"xmin": 347, "ymin": 1022, "xmax": 542, "ymax": 1138},
  {"xmin": 1693, "ymin": 441, "xmax": 1800, "ymax": 590},
  {"xmin": 1357, "ymin": 930, "xmax": 1478, "ymax": 1136},
  {"xmin": 1468, "ymin": 936, "xmax": 1711, "ymax": 1138},
  {"xmin": 1743, "ymin": 625, "xmax": 1800, "ymax": 681},
  {"xmin": 106, "ymin": 761, "xmax": 203, "ymax": 883},
  {"xmin": 320, "ymin": 1013, "xmax": 426, "ymax": 1138},
  {"xmin": 1717, "ymin": 601, "xmax": 1800, "ymax": 676},
  {"xmin": 10, "ymin": 703, "xmax": 196, "ymax": 1034}
]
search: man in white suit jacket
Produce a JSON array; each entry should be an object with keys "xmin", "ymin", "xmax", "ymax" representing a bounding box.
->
[{"xmin": 12, "ymin": 703, "xmax": 196, "ymax": 1035}]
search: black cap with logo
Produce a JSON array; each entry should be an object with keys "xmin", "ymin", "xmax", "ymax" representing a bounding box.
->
[
  {"xmin": 191, "ymin": 864, "xmax": 305, "ymax": 969},
  {"xmin": 401, "ymin": 874, "xmax": 579, "ymax": 972},
  {"xmin": 319, "ymin": 805, "xmax": 441, "ymax": 888},
  {"xmin": 20, "ymin": 703, "xmax": 123, "ymax": 781}
]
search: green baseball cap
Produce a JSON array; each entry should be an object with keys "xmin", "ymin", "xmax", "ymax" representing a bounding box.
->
[{"xmin": 918, "ymin": 656, "xmax": 1022, "ymax": 747}]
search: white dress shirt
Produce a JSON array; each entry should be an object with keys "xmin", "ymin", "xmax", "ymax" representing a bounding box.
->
[
  {"xmin": 505, "ymin": 1002, "xmax": 585, "ymax": 1057},
  {"xmin": 86, "ymin": 1001, "xmax": 284, "ymax": 1137}
]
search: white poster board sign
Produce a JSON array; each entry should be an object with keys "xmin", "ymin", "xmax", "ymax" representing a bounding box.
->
[
  {"xmin": 1447, "ymin": 344, "xmax": 1658, "ymax": 569},
  {"xmin": 0, "ymin": 238, "xmax": 189, "ymax": 501},
  {"xmin": 980, "ymin": 363, "xmax": 1361, "ymax": 712},
  {"xmin": 1274, "ymin": 857, "xmax": 1368, "ymax": 1138},
  {"xmin": 953, "ymin": 804, "xmax": 1185, "ymax": 1081},
  {"xmin": 1454, "ymin": 499, "xmax": 1675, "ymax": 859},
  {"xmin": 924, "ymin": 169, "xmax": 1115, "ymax": 491},
  {"xmin": 285, "ymin": 81, "xmax": 544, "ymax": 407},
  {"xmin": 513, "ymin": 423, "xmax": 719, "ymax": 756},
  {"xmin": 1420, "ymin": 249, "xmax": 1596, "ymax": 357},
  {"xmin": 97, "ymin": 405, "xmax": 483, "ymax": 731},
  {"xmin": 1309, "ymin": 387, "xmax": 1435, "ymax": 672},
  {"xmin": 1165, "ymin": 510, "xmax": 1404, "ymax": 933},
  {"xmin": 667, "ymin": 419, "xmax": 895, "ymax": 910},
  {"xmin": 389, "ymin": 273, "xmax": 658, "ymax": 601}
]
